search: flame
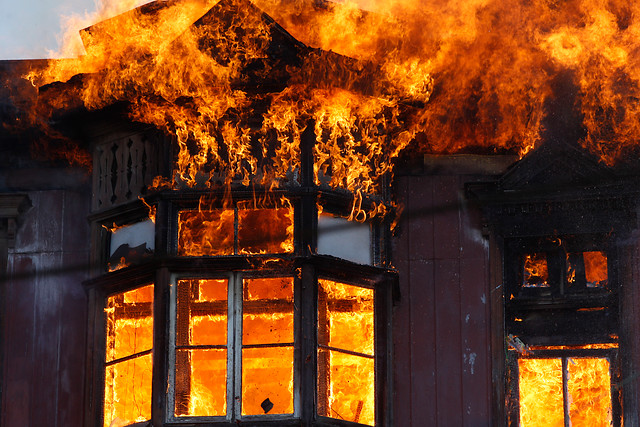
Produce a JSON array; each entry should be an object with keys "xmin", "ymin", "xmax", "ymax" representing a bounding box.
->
[
  {"xmin": 567, "ymin": 358, "xmax": 612, "ymax": 425},
  {"xmin": 242, "ymin": 277, "xmax": 294, "ymax": 415},
  {"xmin": 318, "ymin": 279, "xmax": 374, "ymax": 425},
  {"xmin": 584, "ymin": 251, "xmax": 608, "ymax": 287},
  {"xmin": 175, "ymin": 279, "xmax": 228, "ymax": 417},
  {"xmin": 104, "ymin": 284, "xmax": 154, "ymax": 427},
  {"xmin": 178, "ymin": 195, "xmax": 293, "ymax": 256},
  {"xmin": 518, "ymin": 358, "xmax": 565, "ymax": 426},
  {"xmin": 518, "ymin": 356, "xmax": 612, "ymax": 426},
  {"xmin": 523, "ymin": 253, "xmax": 549, "ymax": 287}
]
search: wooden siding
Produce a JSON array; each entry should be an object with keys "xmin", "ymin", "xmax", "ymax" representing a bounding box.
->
[
  {"xmin": 393, "ymin": 175, "xmax": 492, "ymax": 426},
  {"xmin": 1, "ymin": 189, "xmax": 90, "ymax": 427}
]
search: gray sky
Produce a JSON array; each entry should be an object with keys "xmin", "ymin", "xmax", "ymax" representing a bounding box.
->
[
  {"xmin": 0, "ymin": 0, "xmax": 151, "ymax": 60},
  {"xmin": 0, "ymin": 0, "xmax": 96, "ymax": 59}
]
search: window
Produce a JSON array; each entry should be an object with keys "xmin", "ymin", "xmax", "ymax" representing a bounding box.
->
[
  {"xmin": 168, "ymin": 275, "xmax": 295, "ymax": 420},
  {"xmin": 88, "ymin": 195, "xmax": 394, "ymax": 427},
  {"xmin": 504, "ymin": 234, "xmax": 621, "ymax": 426},
  {"xmin": 508, "ymin": 345, "xmax": 619, "ymax": 426},
  {"xmin": 103, "ymin": 284, "xmax": 154, "ymax": 427}
]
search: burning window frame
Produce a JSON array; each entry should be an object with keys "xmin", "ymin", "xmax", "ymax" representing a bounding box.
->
[
  {"xmin": 506, "ymin": 345, "xmax": 622, "ymax": 426},
  {"xmin": 85, "ymin": 189, "xmax": 396, "ymax": 427}
]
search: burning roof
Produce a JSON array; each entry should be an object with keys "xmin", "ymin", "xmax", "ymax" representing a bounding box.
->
[{"xmin": 4, "ymin": 0, "xmax": 640, "ymax": 185}]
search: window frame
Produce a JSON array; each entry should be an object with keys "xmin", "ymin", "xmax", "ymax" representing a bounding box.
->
[
  {"xmin": 506, "ymin": 347, "xmax": 622, "ymax": 426},
  {"xmin": 166, "ymin": 270, "xmax": 301, "ymax": 423},
  {"xmin": 85, "ymin": 187, "xmax": 396, "ymax": 427}
]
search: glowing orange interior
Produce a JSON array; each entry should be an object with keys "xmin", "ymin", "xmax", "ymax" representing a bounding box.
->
[
  {"xmin": 238, "ymin": 207, "xmax": 294, "ymax": 254},
  {"xmin": 523, "ymin": 253, "xmax": 549, "ymax": 287},
  {"xmin": 242, "ymin": 277, "xmax": 294, "ymax": 415},
  {"xmin": 178, "ymin": 209, "xmax": 235, "ymax": 256},
  {"xmin": 104, "ymin": 284, "xmax": 154, "ymax": 427},
  {"xmin": 518, "ymin": 357, "xmax": 612, "ymax": 426},
  {"xmin": 177, "ymin": 205, "xmax": 293, "ymax": 256},
  {"xmin": 584, "ymin": 251, "xmax": 608, "ymax": 287},
  {"xmin": 567, "ymin": 358, "xmax": 612, "ymax": 426},
  {"xmin": 318, "ymin": 279, "xmax": 374, "ymax": 426},
  {"xmin": 175, "ymin": 279, "xmax": 228, "ymax": 417}
]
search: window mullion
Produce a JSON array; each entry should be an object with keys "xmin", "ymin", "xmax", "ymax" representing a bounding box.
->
[
  {"xmin": 231, "ymin": 272, "xmax": 243, "ymax": 420},
  {"xmin": 562, "ymin": 357, "xmax": 570, "ymax": 427}
]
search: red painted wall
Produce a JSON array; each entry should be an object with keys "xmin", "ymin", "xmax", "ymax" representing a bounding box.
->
[
  {"xmin": 393, "ymin": 174, "xmax": 492, "ymax": 426},
  {"xmin": 1, "ymin": 189, "xmax": 90, "ymax": 427}
]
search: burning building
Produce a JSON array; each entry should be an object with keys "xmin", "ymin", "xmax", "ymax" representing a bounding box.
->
[{"xmin": 1, "ymin": 0, "xmax": 640, "ymax": 426}]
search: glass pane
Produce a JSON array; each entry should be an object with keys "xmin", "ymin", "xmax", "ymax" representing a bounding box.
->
[
  {"xmin": 242, "ymin": 346, "xmax": 294, "ymax": 415},
  {"xmin": 568, "ymin": 358, "xmax": 612, "ymax": 426},
  {"xmin": 518, "ymin": 358, "xmax": 564, "ymax": 427},
  {"xmin": 178, "ymin": 209, "xmax": 234, "ymax": 256},
  {"xmin": 175, "ymin": 349, "xmax": 227, "ymax": 417},
  {"xmin": 105, "ymin": 284, "xmax": 154, "ymax": 363},
  {"xmin": 108, "ymin": 219, "xmax": 155, "ymax": 271},
  {"xmin": 584, "ymin": 251, "xmax": 608, "ymax": 287},
  {"xmin": 104, "ymin": 354, "xmax": 152, "ymax": 427},
  {"xmin": 177, "ymin": 279, "xmax": 227, "ymax": 346},
  {"xmin": 523, "ymin": 253, "xmax": 550, "ymax": 287},
  {"xmin": 317, "ymin": 213, "xmax": 372, "ymax": 265},
  {"xmin": 238, "ymin": 207, "xmax": 293, "ymax": 254},
  {"xmin": 318, "ymin": 349, "xmax": 374, "ymax": 425},
  {"xmin": 318, "ymin": 279, "xmax": 374, "ymax": 355},
  {"xmin": 243, "ymin": 277, "xmax": 294, "ymax": 345}
]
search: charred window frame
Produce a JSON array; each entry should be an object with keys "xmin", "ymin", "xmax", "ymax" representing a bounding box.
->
[
  {"xmin": 85, "ymin": 190, "xmax": 395, "ymax": 427},
  {"xmin": 502, "ymin": 234, "xmax": 622, "ymax": 426},
  {"xmin": 506, "ymin": 346, "xmax": 621, "ymax": 426}
]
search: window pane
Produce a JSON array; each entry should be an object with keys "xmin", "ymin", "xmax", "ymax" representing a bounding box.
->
[
  {"xmin": 104, "ymin": 353, "xmax": 152, "ymax": 427},
  {"xmin": 178, "ymin": 209, "xmax": 234, "ymax": 256},
  {"xmin": 318, "ymin": 279, "xmax": 374, "ymax": 355},
  {"xmin": 177, "ymin": 279, "xmax": 227, "ymax": 346},
  {"xmin": 243, "ymin": 277, "xmax": 294, "ymax": 345},
  {"xmin": 175, "ymin": 349, "xmax": 227, "ymax": 417},
  {"xmin": 238, "ymin": 207, "xmax": 293, "ymax": 254},
  {"xmin": 242, "ymin": 346, "xmax": 294, "ymax": 415},
  {"xmin": 105, "ymin": 284, "xmax": 154, "ymax": 363},
  {"xmin": 318, "ymin": 279, "xmax": 375, "ymax": 425},
  {"xmin": 583, "ymin": 251, "xmax": 608, "ymax": 287},
  {"xmin": 318, "ymin": 349, "xmax": 374, "ymax": 426},
  {"xmin": 518, "ymin": 358, "xmax": 564, "ymax": 427},
  {"xmin": 568, "ymin": 358, "xmax": 612, "ymax": 426},
  {"xmin": 175, "ymin": 279, "xmax": 228, "ymax": 417},
  {"xmin": 317, "ymin": 214, "xmax": 372, "ymax": 265},
  {"xmin": 523, "ymin": 253, "xmax": 549, "ymax": 287}
]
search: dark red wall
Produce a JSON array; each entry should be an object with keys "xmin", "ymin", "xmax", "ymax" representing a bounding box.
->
[
  {"xmin": 393, "ymin": 174, "xmax": 492, "ymax": 426},
  {"xmin": 1, "ymin": 189, "xmax": 90, "ymax": 427}
]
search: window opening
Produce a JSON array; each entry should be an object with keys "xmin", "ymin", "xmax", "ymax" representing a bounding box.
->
[
  {"xmin": 514, "ymin": 350, "xmax": 614, "ymax": 427},
  {"xmin": 104, "ymin": 284, "xmax": 154, "ymax": 427},
  {"xmin": 318, "ymin": 279, "xmax": 375, "ymax": 425},
  {"xmin": 241, "ymin": 276, "xmax": 294, "ymax": 415},
  {"xmin": 177, "ymin": 202, "xmax": 294, "ymax": 256},
  {"xmin": 169, "ymin": 274, "xmax": 295, "ymax": 421},
  {"xmin": 174, "ymin": 278, "xmax": 228, "ymax": 417}
]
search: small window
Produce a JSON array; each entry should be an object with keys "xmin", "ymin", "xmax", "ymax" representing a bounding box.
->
[
  {"xmin": 509, "ymin": 345, "xmax": 618, "ymax": 426},
  {"xmin": 103, "ymin": 284, "xmax": 154, "ymax": 427},
  {"xmin": 318, "ymin": 279, "xmax": 375, "ymax": 425}
]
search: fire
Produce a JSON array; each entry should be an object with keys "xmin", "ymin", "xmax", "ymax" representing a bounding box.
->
[
  {"xmin": 518, "ymin": 356, "xmax": 612, "ymax": 426},
  {"xmin": 584, "ymin": 251, "xmax": 608, "ymax": 287},
  {"xmin": 518, "ymin": 358, "xmax": 564, "ymax": 426},
  {"xmin": 104, "ymin": 284, "xmax": 154, "ymax": 427},
  {"xmin": 177, "ymin": 195, "xmax": 293, "ymax": 256},
  {"xmin": 175, "ymin": 279, "xmax": 227, "ymax": 417},
  {"xmin": 318, "ymin": 279, "xmax": 374, "ymax": 425},
  {"xmin": 523, "ymin": 253, "xmax": 549, "ymax": 287},
  {"xmin": 242, "ymin": 277, "xmax": 294, "ymax": 415}
]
